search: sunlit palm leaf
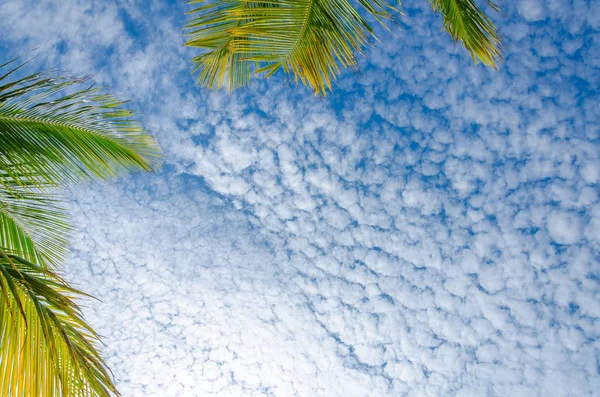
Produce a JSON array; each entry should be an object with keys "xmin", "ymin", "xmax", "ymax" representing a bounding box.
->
[
  {"xmin": 0, "ymin": 254, "xmax": 116, "ymax": 397},
  {"xmin": 428, "ymin": 0, "xmax": 502, "ymax": 68},
  {"xmin": 186, "ymin": 0, "xmax": 401, "ymax": 95},
  {"xmin": 185, "ymin": 0, "xmax": 501, "ymax": 95},
  {"xmin": 0, "ymin": 59, "xmax": 162, "ymax": 396},
  {"xmin": 0, "ymin": 59, "xmax": 162, "ymax": 188},
  {"xmin": 0, "ymin": 187, "xmax": 69, "ymax": 269}
]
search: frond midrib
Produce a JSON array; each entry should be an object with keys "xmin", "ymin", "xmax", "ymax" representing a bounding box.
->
[
  {"xmin": 281, "ymin": 0, "xmax": 316, "ymax": 63},
  {"xmin": 444, "ymin": 0, "xmax": 472, "ymax": 41}
]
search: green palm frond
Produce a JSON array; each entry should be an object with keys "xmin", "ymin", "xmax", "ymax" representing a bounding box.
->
[
  {"xmin": 428, "ymin": 0, "xmax": 502, "ymax": 68},
  {"xmin": 185, "ymin": 0, "xmax": 501, "ymax": 95},
  {"xmin": 0, "ymin": 254, "xmax": 116, "ymax": 397},
  {"xmin": 0, "ymin": 186, "xmax": 69, "ymax": 269},
  {"xmin": 0, "ymin": 59, "xmax": 162, "ymax": 188},
  {"xmin": 0, "ymin": 59, "xmax": 162, "ymax": 396},
  {"xmin": 185, "ymin": 0, "xmax": 401, "ymax": 95}
]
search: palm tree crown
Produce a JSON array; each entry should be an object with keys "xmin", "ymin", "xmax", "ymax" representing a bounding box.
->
[
  {"xmin": 0, "ymin": 58, "xmax": 161, "ymax": 396},
  {"xmin": 185, "ymin": 0, "xmax": 502, "ymax": 95}
]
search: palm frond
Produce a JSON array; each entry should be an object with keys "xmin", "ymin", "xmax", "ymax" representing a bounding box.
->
[
  {"xmin": 0, "ymin": 59, "xmax": 162, "ymax": 396},
  {"xmin": 428, "ymin": 0, "xmax": 502, "ymax": 67},
  {"xmin": 0, "ymin": 59, "xmax": 162, "ymax": 188},
  {"xmin": 0, "ymin": 186, "xmax": 70, "ymax": 269},
  {"xmin": 185, "ymin": 0, "xmax": 401, "ymax": 95},
  {"xmin": 185, "ymin": 0, "xmax": 502, "ymax": 95},
  {"xmin": 0, "ymin": 254, "xmax": 117, "ymax": 397}
]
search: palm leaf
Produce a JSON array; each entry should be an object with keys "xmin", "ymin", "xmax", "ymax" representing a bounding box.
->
[
  {"xmin": 428, "ymin": 0, "xmax": 502, "ymax": 68},
  {"xmin": 185, "ymin": 0, "xmax": 401, "ymax": 95},
  {"xmin": 0, "ymin": 59, "xmax": 162, "ymax": 188},
  {"xmin": 185, "ymin": 0, "xmax": 501, "ymax": 95},
  {"xmin": 0, "ymin": 186, "xmax": 69, "ymax": 269},
  {"xmin": 0, "ymin": 59, "xmax": 162, "ymax": 396},
  {"xmin": 0, "ymin": 254, "xmax": 116, "ymax": 397}
]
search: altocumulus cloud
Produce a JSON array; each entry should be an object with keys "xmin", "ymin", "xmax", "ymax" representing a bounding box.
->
[{"xmin": 1, "ymin": 0, "xmax": 599, "ymax": 396}]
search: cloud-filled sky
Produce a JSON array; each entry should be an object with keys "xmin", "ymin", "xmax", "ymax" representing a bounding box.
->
[{"xmin": 1, "ymin": 0, "xmax": 599, "ymax": 396}]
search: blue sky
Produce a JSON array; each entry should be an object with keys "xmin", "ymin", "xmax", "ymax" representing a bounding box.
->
[{"xmin": 1, "ymin": 0, "xmax": 599, "ymax": 396}]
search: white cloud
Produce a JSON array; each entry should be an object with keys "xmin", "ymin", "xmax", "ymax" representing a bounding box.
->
[
  {"xmin": 546, "ymin": 210, "xmax": 583, "ymax": 245},
  {"xmin": 517, "ymin": 0, "xmax": 546, "ymax": 21}
]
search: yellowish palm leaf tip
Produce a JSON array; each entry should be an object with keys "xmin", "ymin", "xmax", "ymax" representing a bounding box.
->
[
  {"xmin": 0, "ymin": 254, "xmax": 118, "ymax": 397},
  {"xmin": 185, "ymin": 0, "xmax": 503, "ymax": 96}
]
